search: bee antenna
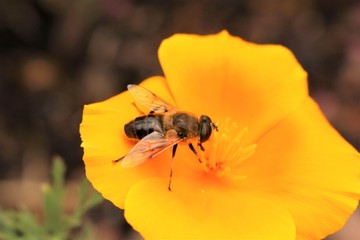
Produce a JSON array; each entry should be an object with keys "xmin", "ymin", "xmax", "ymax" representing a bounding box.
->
[{"xmin": 212, "ymin": 123, "xmax": 219, "ymax": 132}]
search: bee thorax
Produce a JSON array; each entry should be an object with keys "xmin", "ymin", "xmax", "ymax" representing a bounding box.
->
[{"xmin": 167, "ymin": 112, "xmax": 200, "ymax": 140}]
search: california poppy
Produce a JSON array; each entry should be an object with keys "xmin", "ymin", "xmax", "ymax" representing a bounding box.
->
[{"xmin": 80, "ymin": 31, "xmax": 360, "ymax": 239}]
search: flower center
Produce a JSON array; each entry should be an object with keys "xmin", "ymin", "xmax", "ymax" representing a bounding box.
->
[{"xmin": 201, "ymin": 118, "xmax": 257, "ymax": 181}]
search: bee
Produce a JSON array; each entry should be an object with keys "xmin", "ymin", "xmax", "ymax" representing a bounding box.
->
[{"xmin": 113, "ymin": 84, "xmax": 218, "ymax": 191}]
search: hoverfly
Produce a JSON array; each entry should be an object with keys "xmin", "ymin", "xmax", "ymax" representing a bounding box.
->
[{"xmin": 113, "ymin": 84, "xmax": 218, "ymax": 191}]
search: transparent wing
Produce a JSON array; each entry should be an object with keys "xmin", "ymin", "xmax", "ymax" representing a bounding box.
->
[
  {"xmin": 128, "ymin": 84, "xmax": 179, "ymax": 113},
  {"xmin": 121, "ymin": 131, "xmax": 181, "ymax": 168}
]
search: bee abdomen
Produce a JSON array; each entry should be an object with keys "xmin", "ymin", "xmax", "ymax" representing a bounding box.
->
[{"xmin": 124, "ymin": 115, "xmax": 164, "ymax": 140}]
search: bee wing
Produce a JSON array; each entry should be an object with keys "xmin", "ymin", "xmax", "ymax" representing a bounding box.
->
[
  {"xmin": 128, "ymin": 84, "xmax": 179, "ymax": 113},
  {"xmin": 121, "ymin": 131, "xmax": 181, "ymax": 168}
]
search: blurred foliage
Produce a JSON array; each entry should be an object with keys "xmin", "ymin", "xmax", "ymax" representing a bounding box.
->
[{"xmin": 0, "ymin": 157, "xmax": 103, "ymax": 240}]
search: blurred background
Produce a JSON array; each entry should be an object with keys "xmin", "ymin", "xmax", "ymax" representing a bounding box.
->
[{"xmin": 0, "ymin": 0, "xmax": 359, "ymax": 239}]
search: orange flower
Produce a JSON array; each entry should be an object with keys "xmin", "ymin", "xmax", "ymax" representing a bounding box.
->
[{"xmin": 80, "ymin": 31, "xmax": 360, "ymax": 239}]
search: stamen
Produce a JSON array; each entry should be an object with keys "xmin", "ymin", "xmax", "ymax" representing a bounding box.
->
[{"xmin": 204, "ymin": 117, "xmax": 257, "ymax": 181}]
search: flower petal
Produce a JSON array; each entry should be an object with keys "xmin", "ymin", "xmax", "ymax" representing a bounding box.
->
[
  {"xmin": 80, "ymin": 76, "xmax": 178, "ymax": 208},
  {"xmin": 158, "ymin": 31, "xmax": 308, "ymax": 144},
  {"xmin": 125, "ymin": 178, "xmax": 296, "ymax": 239},
  {"xmin": 238, "ymin": 98, "xmax": 360, "ymax": 239}
]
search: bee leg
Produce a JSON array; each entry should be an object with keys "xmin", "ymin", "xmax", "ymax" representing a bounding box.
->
[
  {"xmin": 131, "ymin": 102, "xmax": 145, "ymax": 115},
  {"xmin": 112, "ymin": 155, "xmax": 125, "ymax": 165},
  {"xmin": 188, "ymin": 143, "xmax": 202, "ymax": 163},
  {"xmin": 198, "ymin": 142, "xmax": 205, "ymax": 151},
  {"xmin": 168, "ymin": 144, "xmax": 178, "ymax": 192}
]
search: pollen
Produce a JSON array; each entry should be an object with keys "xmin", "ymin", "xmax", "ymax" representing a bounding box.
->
[{"xmin": 203, "ymin": 118, "xmax": 257, "ymax": 181}]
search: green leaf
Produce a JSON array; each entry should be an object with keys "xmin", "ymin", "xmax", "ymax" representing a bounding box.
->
[
  {"xmin": 0, "ymin": 157, "xmax": 104, "ymax": 240},
  {"xmin": 43, "ymin": 156, "xmax": 67, "ymax": 236},
  {"xmin": 65, "ymin": 179, "xmax": 104, "ymax": 231},
  {"xmin": 52, "ymin": 156, "xmax": 66, "ymax": 191},
  {"xmin": 0, "ymin": 208, "xmax": 43, "ymax": 240},
  {"xmin": 80, "ymin": 179, "xmax": 103, "ymax": 212},
  {"xmin": 16, "ymin": 208, "xmax": 42, "ymax": 238}
]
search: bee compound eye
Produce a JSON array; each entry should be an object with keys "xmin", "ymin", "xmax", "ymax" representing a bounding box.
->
[{"xmin": 199, "ymin": 124, "xmax": 212, "ymax": 142}]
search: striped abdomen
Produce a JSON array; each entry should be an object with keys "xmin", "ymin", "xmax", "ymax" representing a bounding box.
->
[{"xmin": 124, "ymin": 115, "xmax": 164, "ymax": 140}]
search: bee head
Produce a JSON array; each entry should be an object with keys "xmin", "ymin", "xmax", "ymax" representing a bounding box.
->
[{"xmin": 199, "ymin": 115, "xmax": 217, "ymax": 143}]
